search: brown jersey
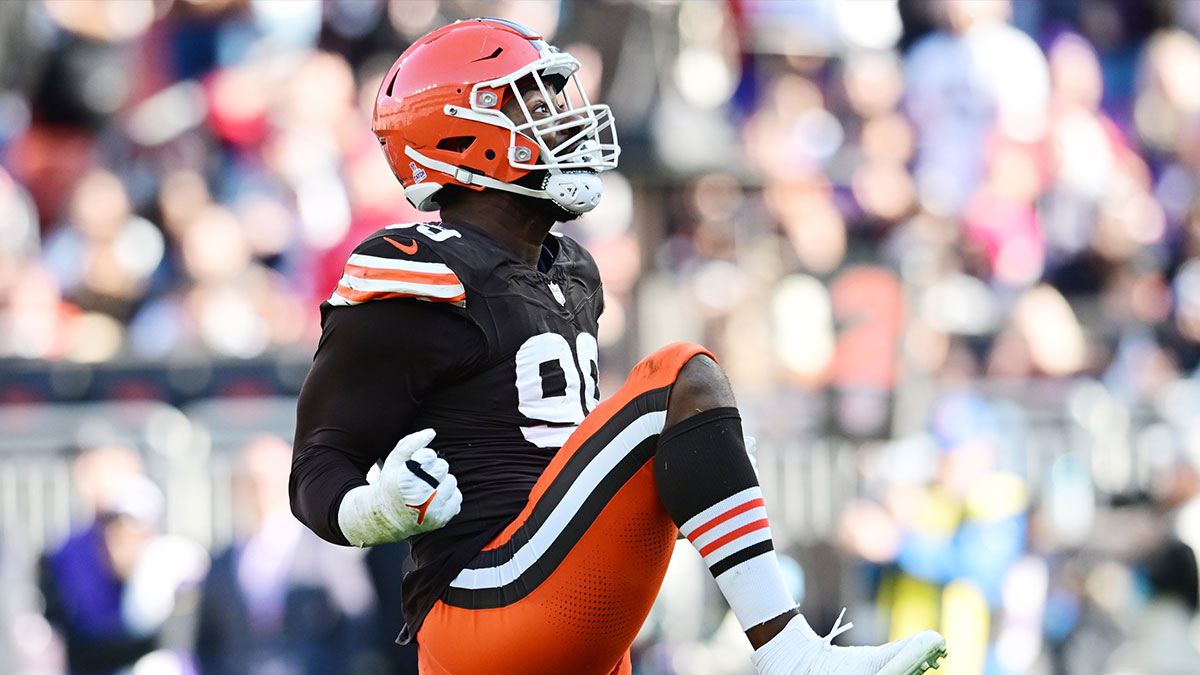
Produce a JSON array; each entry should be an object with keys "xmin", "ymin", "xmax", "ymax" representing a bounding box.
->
[{"xmin": 290, "ymin": 219, "xmax": 604, "ymax": 641}]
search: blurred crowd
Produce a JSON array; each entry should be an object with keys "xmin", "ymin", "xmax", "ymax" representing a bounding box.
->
[
  {"xmin": 2, "ymin": 435, "xmax": 418, "ymax": 675},
  {"xmin": 4, "ymin": 0, "xmax": 1200, "ymax": 673}
]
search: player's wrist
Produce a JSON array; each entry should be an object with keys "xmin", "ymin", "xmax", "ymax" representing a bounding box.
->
[
  {"xmin": 337, "ymin": 483, "xmax": 417, "ymax": 547},
  {"xmin": 338, "ymin": 428, "xmax": 463, "ymax": 546}
]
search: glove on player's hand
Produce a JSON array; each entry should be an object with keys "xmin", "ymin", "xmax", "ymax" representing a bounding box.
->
[
  {"xmin": 744, "ymin": 434, "xmax": 759, "ymax": 478},
  {"xmin": 337, "ymin": 428, "xmax": 462, "ymax": 547}
]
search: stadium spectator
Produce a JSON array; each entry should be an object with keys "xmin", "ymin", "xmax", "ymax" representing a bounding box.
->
[
  {"xmin": 39, "ymin": 445, "xmax": 206, "ymax": 675},
  {"xmin": 196, "ymin": 435, "xmax": 382, "ymax": 675}
]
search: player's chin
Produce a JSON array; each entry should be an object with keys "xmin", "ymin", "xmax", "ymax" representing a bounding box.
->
[{"xmin": 536, "ymin": 195, "xmax": 585, "ymax": 224}]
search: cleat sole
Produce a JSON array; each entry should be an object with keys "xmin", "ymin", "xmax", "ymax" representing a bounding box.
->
[
  {"xmin": 881, "ymin": 635, "xmax": 947, "ymax": 675},
  {"xmin": 905, "ymin": 647, "xmax": 949, "ymax": 675}
]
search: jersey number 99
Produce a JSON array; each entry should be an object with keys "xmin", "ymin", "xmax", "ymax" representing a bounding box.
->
[{"xmin": 514, "ymin": 332, "xmax": 600, "ymax": 448}]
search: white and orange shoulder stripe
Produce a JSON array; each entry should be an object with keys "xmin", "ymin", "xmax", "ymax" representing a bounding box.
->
[{"xmin": 327, "ymin": 251, "xmax": 467, "ymax": 307}]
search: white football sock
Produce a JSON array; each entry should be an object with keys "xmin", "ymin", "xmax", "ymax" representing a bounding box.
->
[{"xmin": 680, "ymin": 486, "xmax": 798, "ymax": 630}]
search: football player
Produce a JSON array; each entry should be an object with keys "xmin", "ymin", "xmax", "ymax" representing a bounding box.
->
[{"xmin": 289, "ymin": 17, "xmax": 947, "ymax": 675}]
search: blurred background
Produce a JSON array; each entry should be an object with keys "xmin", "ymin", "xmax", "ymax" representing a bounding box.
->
[{"xmin": 2, "ymin": 0, "xmax": 1199, "ymax": 673}]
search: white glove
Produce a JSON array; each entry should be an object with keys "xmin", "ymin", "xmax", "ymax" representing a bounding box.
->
[
  {"xmin": 744, "ymin": 434, "xmax": 759, "ymax": 478},
  {"xmin": 337, "ymin": 428, "xmax": 463, "ymax": 547}
]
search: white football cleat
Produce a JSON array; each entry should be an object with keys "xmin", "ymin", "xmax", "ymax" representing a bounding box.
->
[{"xmin": 752, "ymin": 609, "xmax": 947, "ymax": 675}]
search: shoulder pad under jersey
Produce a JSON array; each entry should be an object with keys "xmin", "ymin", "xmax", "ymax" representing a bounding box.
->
[{"xmin": 326, "ymin": 222, "xmax": 468, "ymax": 308}]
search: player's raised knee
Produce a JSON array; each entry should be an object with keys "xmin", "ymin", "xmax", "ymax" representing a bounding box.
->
[{"xmin": 665, "ymin": 354, "xmax": 736, "ymax": 428}]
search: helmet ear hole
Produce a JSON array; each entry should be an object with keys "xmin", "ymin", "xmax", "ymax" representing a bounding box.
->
[
  {"xmin": 485, "ymin": 149, "xmax": 496, "ymax": 160},
  {"xmin": 436, "ymin": 136, "xmax": 476, "ymax": 153}
]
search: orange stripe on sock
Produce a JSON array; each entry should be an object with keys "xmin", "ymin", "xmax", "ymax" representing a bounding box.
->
[
  {"xmin": 686, "ymin": 498, "xmax": 765, "ymax": 542},
  {"xmin": 697, "ymin": 518, "xmax": 769, "ymax": 558}
]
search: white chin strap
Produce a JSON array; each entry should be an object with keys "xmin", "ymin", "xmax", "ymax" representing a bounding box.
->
[
  {"xmin": 542, "ymin": 171, "xmax": 602, "ymax": 213},
  {"xmin": 404, "ymin": 147, "xmax": 603, "ymax": 215}
]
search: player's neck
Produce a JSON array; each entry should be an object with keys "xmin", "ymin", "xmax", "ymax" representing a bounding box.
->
[{"xmin": 441, "ymin": 192, "xmax": 555, "ymax": 267}]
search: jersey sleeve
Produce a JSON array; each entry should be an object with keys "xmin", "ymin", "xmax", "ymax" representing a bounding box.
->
[
  {"xmin": 325, "ymin": 227, "xmax": 468, "ymax": 308},
  {"xmin": 289, "ymin": 297, "xmax": 486, "ymax": 546}
]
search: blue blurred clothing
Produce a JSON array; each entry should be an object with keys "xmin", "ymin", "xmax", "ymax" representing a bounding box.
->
[
  {"xmin": 40, "ymin": 523, "xmax": 157, "ymax": 675},
  {"xmin": 897, "ymin": 511, "xmax": 1027, "ymax": 606}
]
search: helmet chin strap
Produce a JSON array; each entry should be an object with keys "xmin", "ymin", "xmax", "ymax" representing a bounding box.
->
[
  {"xmin": 405, "ymin": 146, "xmax": 603, "ymax": 214},
  {"xmin": 541, "ymin": 171, "xmax": 603, "ymax": 214}
]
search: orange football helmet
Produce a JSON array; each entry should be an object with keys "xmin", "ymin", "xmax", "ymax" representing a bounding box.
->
[{"xmin": 373, "ymin": 18, "xmax": 619, "ymax": 214}]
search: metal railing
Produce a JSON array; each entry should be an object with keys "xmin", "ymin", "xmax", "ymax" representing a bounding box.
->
[
  {"xmin": 0, "ymin": 378, "xmax": 1190, "ymax": 558},
  {"xmin": 0, "ymin": 397, "xmax": 297, "ymax": 554}
]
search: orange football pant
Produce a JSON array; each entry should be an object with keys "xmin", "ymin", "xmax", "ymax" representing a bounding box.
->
[{"xmin": 417, "ymin": 342, "xmax": 712, "ymax": 675}]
